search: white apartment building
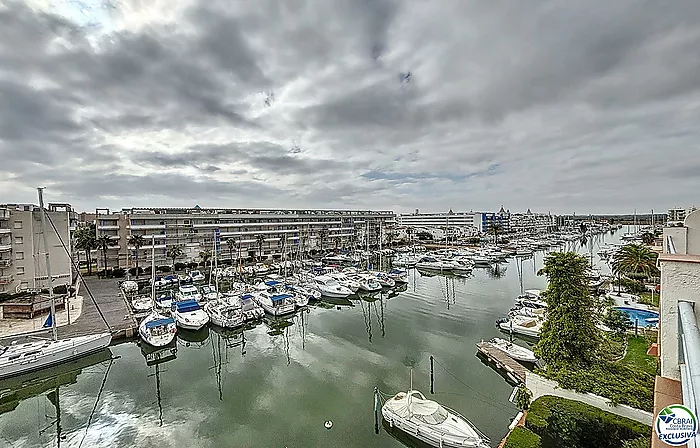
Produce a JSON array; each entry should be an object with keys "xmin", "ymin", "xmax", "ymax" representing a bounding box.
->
[
  {"xmin": 667, "ymin": 206, "xmax": 697, "ymax": 225},
  {"xmin": 510, "ymin": 209, "xmax": 557, "ymax": 234},
  {"xmin": 95, "ymin": 207, "xmax": 396, "ymax": 268},
  {"xmin": 398, "ymin": 210, "xmax": 483, "ymax": 233},
  {"xmin": 0, "ymin": 204, "xmax": 73, "ymax": 294}
]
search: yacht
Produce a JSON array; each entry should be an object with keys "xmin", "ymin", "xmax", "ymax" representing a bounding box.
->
[
  {"xmin": 382, "ymin": 389, "xmax": 490, "ymax": 448},
  {"xmin": 415, "ymin": 256, "xmax": 454, "ymax": 273},
  {"xmin": 155, "ymin": 293, "xmax": 173, "ymax": 311},
  {"xmin": 253, "ymin": 291, "xmax": 297, "ymax": 316},
  {"xmin": 139, "ymin": 314, "xmax": 177, "ymax": 347},
  {"xmin": 204, "ymin": 300, "xmax": 245, "ymax": 328},
  {"xmin": 387, "ymin": 268, "xmax": 408, "ymax": 283},
  {"xmin": 189, "ymin": 270, "xmax": 206, "ymax": 282},
  {"xmin": 229, "ymin": 293, "xmax": 265, "ymax": 321},
  {"xmin": 497, "ymin": 315, "xmax": 542, "ymax": 338},
  {"xmin": 131, "ymin": 295, "xmax": 153, "ymax": 312},
  {"xmin": 199, "ymin": 285, "xmax": 219, "ymax": 301},
  {"xmin": 489, "ymin": 337, "xmax": 537, "ymax": 363},
  {"xmin": 176, "ymin": 284, "xmax": 202, "ymax": 302},
  {"xmin": 313, "ymin": 275, "xmax": 354, "ymax": 298},
  {"xmin": 368, "ymin": 271, "xmax": 396, "ymax": 288},
  {"xmin": 171, "ymin": 299, "xmax": 209, "ymax": 330},
  {"xmin": 469, "ymin": 254, "xmax": 491, "ymax": 267},
  {"xmin": 328, "ymin": 272, "xmax": 361, "ymax": 293},
  {"xmin": 346, "ymin": 272, "xmax": 382, "ymax": 292}
]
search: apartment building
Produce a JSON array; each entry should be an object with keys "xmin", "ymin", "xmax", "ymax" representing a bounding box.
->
[
  {"xmin": 0, "ymin": 203, "xmax": 73, "ymax": 294},
  {"xmin": 95, "ymin": 207, "xmax": 396, "ymax": 268},
  {"xmin": 667, "ymin": 206, "xmax": 697, "ymax": 225},
  {"xmin": 510, "ymin": 209, "xmax": 557, "ymax": 234},
  {"xmin": 653, "ymin": 209, "xmax": 700, "ymax": 448}
]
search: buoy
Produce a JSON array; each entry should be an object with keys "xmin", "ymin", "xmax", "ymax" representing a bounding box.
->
[{"xmin": 324, "ymin": 420, "xmax": 333, "ymax": 429}]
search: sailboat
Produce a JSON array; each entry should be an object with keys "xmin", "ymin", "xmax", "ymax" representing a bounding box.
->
[
  {"xmin": 0, "ymin": 188, "xmax": 112, "ymax": 380},
  {"xmin": 139, "ymin": 236, "xmax": 177, "ymax": 347},
  {"xmin": 381, "ymin": 371, "xmax": 490, "ymax": 448}
]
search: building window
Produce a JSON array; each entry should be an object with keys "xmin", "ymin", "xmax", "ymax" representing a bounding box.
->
[
  {"xmin": 16, "ymin": 266, "xmax": 25, "ymax": 275},
  {"xmin": 13, "ymin": 221, "xmax": 22, "ymax": 229},
  {"xmin": 15, "ymin": 252, "xmax": 24, "ymax": 260},
  {"xmin": 14, "ymin": 236, "xmax": 23, "ymax": 245}
]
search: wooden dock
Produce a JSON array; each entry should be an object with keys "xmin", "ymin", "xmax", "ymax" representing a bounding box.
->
[{"xmin": 476, "ymin": 341, "xmax": 528, "ymax": 384}]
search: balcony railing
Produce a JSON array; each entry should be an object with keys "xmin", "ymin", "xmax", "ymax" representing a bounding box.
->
[
  {"xmin": 129, "ymin": 224, "xmax": 166, "ymax": 230},
  {"xmin": 0, "ymin": 275, "xmax": 14, "ymax": 285},
  {"xmin": 679, "ymin": 301, "xmax": 700, "ymax": 434},
  {"xmin": 0, "ymin": 259, "xmax": 12, "ymax": 267},
  {"xmin": 0, "ymin": 244, "xmax": 11, "ymax": 252},
  {"xmin": 97, "ymin": 225, "xmax": 120, "ymax": 230},
  {"xmin": 0, "ymin": 209, "xmax": 8, "ymax": 220}
]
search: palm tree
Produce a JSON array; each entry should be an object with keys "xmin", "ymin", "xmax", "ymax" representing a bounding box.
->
[
  {"xmin": 167, "ymin": 245, "xmax": 183, "ymax": 270},
  {"xmin": 318, "ymin": 228, "xmax": 329, "ymax": 252},
  {"xmin": 127, "ymin": 234, "xmax": 144, "ymax": 277},
  {"xmin": 407, "ymin": 227, "xmax": 415, "ymax": 246},
  {"xmin": 386, "ymin": 230, "xmax": 395, "ymax": 247},
  {"xmin": 226, "ymin": 238, "xmax": 236, "ymax": 264},
  {"xmin": 199, "ymin": 249, "xmax": 212, "ymax": 268},
  {"xmin": 255, "ymin": 234, "xmax": 266, "ymax": 261},
  {"xmin": 75, "ymin": 224, "xmax": 97, "ymax": 275},
  {"xmin": 611, "ymin": 244, "xmax": 659, "ymax": 279},
  {"xmin": 489, "ymin": 223, "xmax": 503, "ymax": 245},
  {"xmin": 641, "ymin": 232, "xmax": 655, "ymax": 246},
  {"xmin": 96, "ymin": 234, "xmax": 113, "ymax": 272}
]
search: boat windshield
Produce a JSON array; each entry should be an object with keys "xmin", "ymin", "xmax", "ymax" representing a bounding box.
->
[{"xmin": 412, "ymin": 403, "xmax": 449, "ymax": 425}]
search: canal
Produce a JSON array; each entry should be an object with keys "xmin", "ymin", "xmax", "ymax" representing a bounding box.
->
[{"xmin": 0, "ymin": 232, "xmax": 621, "ymax": 447}]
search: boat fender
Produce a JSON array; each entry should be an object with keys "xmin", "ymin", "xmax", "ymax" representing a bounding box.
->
[
  {"xmin": 389, "ymin": 419, "xmax": 393, "ymax": 428},
  {"xmin": 324, "ymin": 420, "xmax": 333, "ymax": 429}
]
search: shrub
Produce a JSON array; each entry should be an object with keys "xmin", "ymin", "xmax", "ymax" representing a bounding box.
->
[
  {"xmin": 619, "ymin": 278, "xmax": 646, "ymax": 294},
  {"xmin": 112, "ymin": 267, "xmax": 126, "ymax": 278},
  {"xmin": 515, "ymin": 384, "xmax": 533, "ymax": 410},
  {"xmin": 157, "ymin": 265, "xmax": 171, "ymax": 273},
  {"xmin": 526, "ymin": 396, "xmax": 650, "ymax": 448},
  {"xmin": 174, "ymin": 262, "xmax": 186, "ymax": 271},
  {"xmin": 504, "ymin": 427, "xmax": 542, "ymax": 448},
  {"xmin": 604, "ymin": 309, "xmax": 632, "ymax": 334},
  {"xmin": 187, "ymin": 262, "xmax": 198, "ymax": 269},
  {"xmin": 622, "ymin": 436, "xmax": 651, "ymax": 448},
  {"xmin": 128, "ymin": 267, "xmax": 144, "ymax": 276}
]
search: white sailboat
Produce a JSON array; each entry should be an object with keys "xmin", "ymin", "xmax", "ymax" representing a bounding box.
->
[
  {"xmin": 0, "ymin": 188, "xmax": 112, "ymax": 380},
  {"xmin": 382, "ymin": 372, "xmax": 490, "ymax": 448},
  {"xmin": 139, "ymin": 237, "xmax": 177, "ymax": 347}
]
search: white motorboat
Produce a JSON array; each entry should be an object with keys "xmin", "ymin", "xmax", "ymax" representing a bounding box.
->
[
  {"xmin": 171, "ymin": 299, "xmax": 210, "ymax": 330},
  {"xmin": 131, "ymin": 295, "xmax": 153, "ymax": 312},
  {"xmin": 449, "ymin": 259, "xmax": 474, "ymax": 274},
  {"xmin": 232, "ymin": 293, "xmax": 265, "ymax": 321},
  {"xmin": 313, "ymin": 275, "xmax": 354, "ymax": 298},
  {"xmin": 204, "ymin": 300, "xmax": 245, "ymax": 328},
  {"xmin": 0, "ymin": 333, "xmax": 113, "ymax": 380},
  {"xmin": 189, "ymin": 270, "xmax": 205, "ymax": 282},
  {"xmin": 291, "ymin": 283, "xmax": 323, "ymax": 301},
  {"xmin": 139, "ymin": 313, "xmax": 177, "ymax": 347},
  {"xmin": 369, "ymin": 271, "xmax": 396, "ymax": 288},
  {"xmin": 155, "ymin": 293, "xmax": 173, "ymax": 311},
  {"xmin": 253, "ymin": 291, "xmax": 297, "ymax": 316},
  {"xmin": 497, "ymin": 315, "xmax": 542, "ymax": 339},
  {"xmin": 469, "ymin": 255, "xmax": 491, "ymax": 267},
  {"xmin": 387, "ymin": 268, "xmax": 408, "ymax": 283},
  {"xmin": 382, "ymin": 389, "xmax": 489, "ymax": 448},
  {"xmin": 415, "ymin": 257, "xmax": 454, "ymax": 273},
  {"xmin": 176, "ymin": 284, "xmax": 202, "ymax": 302},
  {"xmin": 328, "ymin": 272, "xmax": 361, "ymax": 292},
  {"xmin": 121, "ymin": 280, "xmax": 139, "ymax": 295},
  {"xmin": 199, "ymin": 285, "xmax": 219, "ymax": 301},
  {"xmin": 489, "ymin": 337, "xmax": 537, "ymax": 363}
]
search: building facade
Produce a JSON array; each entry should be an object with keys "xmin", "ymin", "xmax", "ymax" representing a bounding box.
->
[
  {"xmin": 667, "ymin": 206, "xmax": 697, "ymax": 225},
  {"xmin": 94, "ymin": 207, "xmax": 396, "ymax": 268},
  {"xmin": 0, "ymin": 203, "xmax": 73, "ymax": 294},
  {"xmin": 509, "ymin": 209, "xmax": 557, "ymax": 234}
]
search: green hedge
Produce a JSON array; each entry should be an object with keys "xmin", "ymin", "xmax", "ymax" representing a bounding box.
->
[
  {"xmin": 504, "ymin": 427, "xmax": 542, "ymax": 448},
  {"xmin": 526, "ymin": 396, "xmax": 650, "ymax": 448}
]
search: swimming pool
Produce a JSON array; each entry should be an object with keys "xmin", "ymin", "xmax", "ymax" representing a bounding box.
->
[{"xmin": 614, "ymin": 306, "xmax": 660, "ymax": 328}]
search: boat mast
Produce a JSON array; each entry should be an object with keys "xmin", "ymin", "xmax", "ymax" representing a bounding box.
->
[
  {"xmin": 214, "ymin": 236, "xmax": 219, "ymax": 299},
  {"xmin": 379, "ymin": 220, "xmax": 382, "ymax": 271},
  {"xmin": 150, "ymin": 236, "xmax": 156, "ymax": 308},
  {"xmin": 37, "ymin": 187, "xmax": 58, "ymax": 342}
]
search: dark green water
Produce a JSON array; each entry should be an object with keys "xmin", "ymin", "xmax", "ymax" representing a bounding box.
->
[{"xmin": 0, "ymin": 233, "xmax": 620, "ymax": 448}]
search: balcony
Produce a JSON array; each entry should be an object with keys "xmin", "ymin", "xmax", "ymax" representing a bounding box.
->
[
  {"xmin": 0, "ymin": 245, "xmax": 11, "ymax": 252},
  {"xmin": 0, "ymin": 259, "xmax": 11, "ymax": 267},
  {"xmin": 97, "ymin": 225, "xmax": 120, "ymax": 230},
  {"xmin": 0, "ymin": 275, "xmax": 14, "ymax": 285},
  {"xmin": 0, "ymin": 209, "xmax": 8, "ymax": 220},
  {"xmin": 129, "ymin": 224, "xmax": 166, "ymax": 230}
]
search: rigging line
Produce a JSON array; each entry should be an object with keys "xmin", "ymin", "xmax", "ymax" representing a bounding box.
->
[
  {"xmin": 78, "ymin": 357, "xmax": 114, "ymax": 448},
  {"xmin": 46, "ymin": 214, "xmax": 112, "ymax": 332},
  {"xmin": 431, "ymin": 357, "xmax": 515, "ymax": 410}
]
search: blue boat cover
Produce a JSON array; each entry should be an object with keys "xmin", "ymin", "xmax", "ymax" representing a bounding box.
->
[
  {"xmin": 241, "ymin": 294, "xmax": 254, "ymax": 300},
  {"xmin": 176, "ymin": 299, "xmax": 201, "ymax": 312},
  {"xmin": 145, "ymin": 317, "xmax": 175, "ymax": 329},
  {"xmin": 271, "ymin": 294, "xmax": 292, "ymax": 302},
  {"xmin": 389, "ymin": 269, "xmax": 403, "ymax": 274},
  {"xmin": 265, "ymin": 280, "xmax": 281, "ymax": 286}
]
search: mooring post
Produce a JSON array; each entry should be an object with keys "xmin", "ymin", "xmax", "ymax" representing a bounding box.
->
[
  {"xmin": 374, "ymin": 387, "xmax": 379, "ymax": 434},
  {"xmin": 635, "ymin": 318, "xmax": 639, "ymax": 336},
  {"xmin": 430, "ymin": 355, "xmax": 434, "ymax": 394}
]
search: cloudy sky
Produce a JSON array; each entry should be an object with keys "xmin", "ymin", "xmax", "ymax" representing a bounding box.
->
[{"xmin": 1, "ymin": 0, "xmax": 699, "ymax": 214}]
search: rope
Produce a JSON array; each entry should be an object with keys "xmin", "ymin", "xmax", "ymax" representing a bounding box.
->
[
  {"xmin": 46, "ymin": 215, "xmax": 112, "ymax": 332},
  {"xmin": 78, "ymin": 357, "xmax": 114, "ymax": 448}
]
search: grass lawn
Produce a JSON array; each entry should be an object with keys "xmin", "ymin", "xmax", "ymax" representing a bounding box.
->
[
  {"xmin": 621, "ymin": 336, "xmax": 658, "ymax": 375},
  {"xmin": 638, "ymin": 291, "xmax": 659, "ymax": 307}
]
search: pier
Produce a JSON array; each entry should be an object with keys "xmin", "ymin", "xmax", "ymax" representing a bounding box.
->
[
  {"xmin": 0, "ymin": 276, "xmax": 138, "ymax": 345},
  {"xmin": 476, "ymin": 341, "xmax": 528, "ymax": 384}
]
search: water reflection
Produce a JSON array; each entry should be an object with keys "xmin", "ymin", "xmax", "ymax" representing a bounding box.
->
[{"xmin": 140, "ymin": 343, "xmax": 176, "ymax": 427}]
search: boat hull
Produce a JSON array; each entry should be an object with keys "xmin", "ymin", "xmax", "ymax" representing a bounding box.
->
[
  {"xmin": 382, "ymin": 408, "xmax": 488, "ymax": 448},
  {"xmin": 0, "ymin": 333, "xmax": 112, "ymax": 380}
]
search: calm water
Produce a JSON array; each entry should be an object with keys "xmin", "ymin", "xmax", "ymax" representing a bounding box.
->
[{"xmin": 0, "ymin": 232, "xmax": 621, "ymax": 448}]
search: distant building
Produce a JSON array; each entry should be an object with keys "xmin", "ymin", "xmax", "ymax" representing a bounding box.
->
[
  {"xmin": 667, "ymin": 206, "xmax": 697, "ymax": 225},
  {"xmin": 95, "ymin": 207, "xmax": 396, "ymax": 268},
  {"xmin": 510, "ymin": 209, "xmax": 557, "ymax": 234},
  {"xmin": 0, "ymin": 203, "xmax": 73, "ymax": 294}
]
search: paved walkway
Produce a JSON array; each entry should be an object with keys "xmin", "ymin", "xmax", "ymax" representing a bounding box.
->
[
  {"xmin": 0, "ymin": 292, "xmax": 83, "ymax": 336},
  {"xmin": 0, "ymin": 276, "xmax": 136, "ymax": 344}
]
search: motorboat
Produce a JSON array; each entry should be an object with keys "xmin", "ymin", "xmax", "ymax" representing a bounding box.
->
[
  {"xmin": 204, "ymin": 300, "xmax": 245, "ymax": 328},
  {"xmin": 155, "ymin": 293, "xmax": 173, "ymax": 311},
  {"xmin": 178, "ymin": 274, "xmax": 192, "ymax": 285},
  {"xmin": 139, "ymin": 313, "xmax": 177, "ymax": 347},
  {"xmin": 189, "ymin": 270, "xmax": 206, "ymax": 282},
  {"xmin": 449, "ymin": 259, "xmax": 473, "ymax": 274},
  {"xmin": 415, "ymin": 257, "xmax": 453, "ymax": 273},
  {"xmin": 290, "ymin": 283, "xmax": 323, "ymax": 302},
  {"xmin": 121, "ymin": 280, "xmax": 138, "ymax": 295},
  {"xmin": 382, "ymin": 389, "xmax": 490, "ymax": 448},
  {"xmin": 387, "ymin": 268, "xmax": 408, "ymax": 283},
  {"xmin": 469, "ymin": 255, "xmax": 491, "ymax": 267},
  {"xmin": 489, "ymin": 337, "xmax": 537, "ymax": 363},
  {"xmin": 497, "ymin": 315, "xmax": 542, "ymax": 339},
  {"xmin": 328, "ymin": 272, "xmax": 361, "ymax": 293},
  {"xmin": 313, "ymin": 275, "xmax": 353, "ymax": 298},
  {"xmin": 253, "ymin": 291, "xmax": 297, "ymax": 316},
  {"xmin": 368, "ymin": 271, "xmax": 396, "ymax": 288},
  {"xmin": 234, "ymin": 293, "xmax": 266, "ymax": 321},
  {"xmin": 0, "ymin": 333, "xmax": 112, "ymax": 380},
  {"xmin": 131, "ymin": 295, "xmax": 153, "ymax": 312},
  {"xmin": 199, "ymin": 284, "xmax": 219, "ymax": 301},
  {"xmin": 176, "ymin": 284, "xmax": 202, "ymax": 302},
  {"xmin": 171, "ymin": 299, "xmax": 209, "ymax": 330}
]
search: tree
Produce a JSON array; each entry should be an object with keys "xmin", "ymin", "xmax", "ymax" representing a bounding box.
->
[
  {"xmin": 75, "ymin": 223, "xmax": 97, "ymax": 275},
  {"xmin": 167, "ymin": 245, "xmax": 183, "ymax": 269},
  {"xmin": 489, "ymin": 223, "xmax": 503, "ymax": 244},
  {"xmin": 318, "ymin": 227, "xmax": 329, "ymax": 252},
  {"xmin": 535, "ymin": 252, "xmax": 601, "ymax": 368},
  {"xmin": 255, "ymin": 234, "xmax": 266, "ymax": 261},
  {"xmin": 386, "ymin": 230, "xmax": 395, "ymax": 247},
  {"xmin": 640, "ymin": 232, "xmax": 655, "ymax": 246},
  {"xmin": 127, "ymin": 234, "xmax": 144, "ymax": 278},
  {"xmin": 199, "ymin": 249, "xmax": 212, "ymax": 267},
  {"xmin": 611, "ymin": 244, "xmax": 659, "ymax": 280},
  {"xmin": 226, "ymin": 238, "xmax": 236, "ymax": 264},
  {"xmin": 407, "ymin": 227, "xmax": 415, "ymax": 245},
  {"xmin": 95, "ymin": 234, "xmax": 113, "ymax": 271},
  {"xmin": 603, "ymin": 309, "xmax": 631, "ymax": 335}
]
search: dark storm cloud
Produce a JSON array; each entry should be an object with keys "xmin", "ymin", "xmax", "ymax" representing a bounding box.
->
[{"xmin": 1, "ymin": 0, "xmax": 700, "ymax": 212}]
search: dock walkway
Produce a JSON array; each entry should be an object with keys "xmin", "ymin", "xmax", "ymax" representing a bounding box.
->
[
  {"xmin": 0, "ymin": 277, "xmax": 137, "ymax": 345},
  {"xmin": 476, "ymin": 341, "xmax": 528, "ymax": 384}
]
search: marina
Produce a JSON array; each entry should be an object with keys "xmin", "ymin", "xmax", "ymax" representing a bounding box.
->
[{"xmin": 0, "ymin": 225, "xmax": 629, "ymax": 447}]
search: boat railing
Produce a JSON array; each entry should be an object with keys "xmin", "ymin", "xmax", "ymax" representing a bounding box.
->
[{"xmin": 441, "ymin": 404, "xmax": 491, "ymax": 443}]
